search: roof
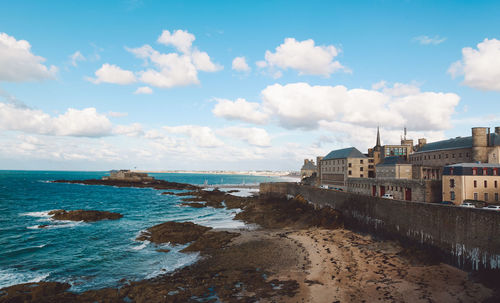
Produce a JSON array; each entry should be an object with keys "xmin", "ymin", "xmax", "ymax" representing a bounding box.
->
[
  {"xmin": 415, "ymin": 133, "xmax": 500, "ymax": 153},
  {"xmin": 323, "ymin": 147, "xmax": 367, "ymax": 160},
  {"xmin": 446, "ymin": 163, "xmax": 500, "ymax": 168},
  {"xmin": 301, "ymin": 162, "xmax": 317, "ymax": 170},
  {"xmin": 377, "ymin": 156, "xmax": 410, "ymax": 166}
]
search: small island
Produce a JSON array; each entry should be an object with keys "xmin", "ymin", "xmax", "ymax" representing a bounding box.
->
[{"xmin": 48, "ymin": 210, "xmax": 123, "ymax": 222}]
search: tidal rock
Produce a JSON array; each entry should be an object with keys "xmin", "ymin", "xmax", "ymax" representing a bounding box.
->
[
  {"xmin": 136, "ymin": 221, "xmax": 212, "ymax": 245},
  {"xmin": 48, "ymin": 210, "xmax": 123, "ymax": 222}
]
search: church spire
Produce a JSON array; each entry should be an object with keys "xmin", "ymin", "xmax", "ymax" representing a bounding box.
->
[{"xmin": 376, "ymin": 126, "xmax": 381, "ymax": 147}]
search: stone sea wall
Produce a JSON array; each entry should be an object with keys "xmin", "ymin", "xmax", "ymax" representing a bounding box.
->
[{"xmin": 260, "ymin": 182, "xmax": 500, "ymax": 271}]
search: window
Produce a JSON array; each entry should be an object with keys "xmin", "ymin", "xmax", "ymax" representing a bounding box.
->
[
  {"xmin": 484, "ymin": 180, "xmax": 487, "ymax": 188},
  {"xmin": 450, "ymin": 168, "xmax": 454, "ymax": 175},
  {"xmin": 450, "ymin": 179, "xmax": 455, "ymax": 188},
  {"xmin": 450, "ymin": 191, "xmax": 455, "ymax": 200},
  {"xmin": 452, "ymin": 154, "xmax": 455, "ymax": 158},
  {"xmin": 360, "ymin": 174, "xmax": 363, "ymax": 178},
  {"xmin": 446, "ymin": 154, "xmax": 449, "ymax": 158},
  {"xmin": 485, "ymin": 193, "xmax": 489, "ymax": 201},
  {"xmin": 433, "ymin": 155, "xmax": 436, "ymax": 159},
  {"xmin": 439, "ymin": 155, "xmax": 441, "ymax": 159},
  {"xmin": 466, "ymin": 152, "xmax": 470, "ymax": 157},
  {"xmin": 360, "ymin": 167, "xmax": 364, "ymax": 171},
  {"xmin": 474, "ymin": 192, "xmax": 478, "ymax": 200},
  {"xmin": 348, "ymin": 170, "xmax": 352, "ymax": 175},
  {"xmin": 474, "ymin": 180, "xmax": 477, "ymax": 188},
  {"xmin": 483, "ymin": 168, "xmax": 488, "ymax": 175},
  {"xmin": 360, "ymin": 159, "xmax": 364, "ymax": 164},
  {"xmin": 348, "ymin": 163, "xmax": 352, "ymax": 168},
  {"xmin": 495, "ymin": 180, "xmax": 498, "ymax": 188},
  {"xmin": 495, "ymin": 193, "xmax": 499, "ymax": 202},
  {"xmin": 473, "ymin": 168, "xmax": 477, "ymax": 175},
  {"xmin": 494, "ymin": 169, "xmax": 498, "ymax": 176}
]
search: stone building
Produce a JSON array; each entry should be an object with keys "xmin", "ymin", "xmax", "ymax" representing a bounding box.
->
[
  {"xmin": 409, "ymin": 127, "xmax": 500, "ymax": 180},
  {"xmin": 376, "ymin": 156, "xmax": 412, "ymax": 180},
  {"xmin": 442, "ymin": 163, "xmax": 500, "ymax": 205},
  {"xmin": 367, "ymin": 127, "xmax": 413, "ymax": 177},
  {"xmin": 102, "ymin": 170, "xmax": 154, "ymax": 182},
  {"xmin": 318, "ymin": 147, "xmax": 368, "ymax": 189},
  {"xmin": 346, "ymin": 178, "xmax": 441, "ymax": 202},
  {"xmin": 300, "ymin": 159, "xmax": 317, "ymax": 179}
]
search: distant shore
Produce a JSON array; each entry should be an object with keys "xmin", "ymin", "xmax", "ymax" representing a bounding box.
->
[{"xmin": 132, "ymin": 169, "xmax": 299, "ymax": 178}]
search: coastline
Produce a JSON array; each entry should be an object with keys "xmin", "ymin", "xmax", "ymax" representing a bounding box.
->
[
  {"xmin": 1, "ymin": 179, "xmax": 498, "ymax": 302},
  {"xmin": 133, "ymin": 169, "xmax": 299, "ymax": 178}
]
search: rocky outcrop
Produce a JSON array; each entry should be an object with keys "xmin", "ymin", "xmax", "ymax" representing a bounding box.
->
[
  {"xmin": 48, "ymin": 210, "xmax": 123, "ymax": 222},
  {"xmin": 52, "ymin": 178, "xmax": 199, "ymax": 191},
  {"xmin": 136, "ymin": 221, "xmax": 212, "ymax": 245}
]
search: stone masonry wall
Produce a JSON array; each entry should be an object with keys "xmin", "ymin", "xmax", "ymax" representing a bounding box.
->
[{"xmin": 260, "ymin": 182, "xmax": 500, "ymax": 272}]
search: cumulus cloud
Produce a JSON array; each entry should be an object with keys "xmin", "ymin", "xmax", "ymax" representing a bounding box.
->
[
  {"xmin": 0, "ymin": 102, "xmax": 113, "ymax": 137},
  {"xmin": 448, "ymin": 38, "xmax": 500, "ymax": 91},
  {"xmin": 134, "ymin": 86, "xmax": 153, "ymax": 94},
  {"xmin": 89, "ymin": 63, "xmax": 136, "ymax": 85},
  {"xmin": 0, "ymin": 32, "xmax": 57, "ymax": 82},
  {"xmin": 69, "ymin": 51, "xmax": 86, "ymax": 67},
  {"xmin": 232, "ymin": 56, "xmax": 250, "ymax": 72},
  {"xmin": 213, "ymin": 82, "xmax": 459, "ymax": 133},
  {"xmin": 217, "ymin": 126, "xmax": 271, "ymax": 147},
  {"xmin": 113, "ymin": 123, "xmax": 144, "ymax": 137},
  {"xmin": 163, "ymin": 125, "xmax": 223, "ymax": 147},
  {"xmin": 115, "ymin": 29, "xmax": 222, "ymax": 89},
  {"xmin": 212, "ymin": 98, "xmax": 269, "ymax": 124},
  {"xmin": 263, "ymin": 38, "xmax": 345, "ymax": 76},
  {"xmin": 157, "ymin": 29, "xmax": 195, "ymax": 53},
  {"xmin": 413, "ymin": 35, "xmax": 446, "ymax": 45}
]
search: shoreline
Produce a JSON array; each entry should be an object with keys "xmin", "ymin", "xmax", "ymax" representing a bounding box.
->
[{"xmin": 1, "ymin": 180, "xmax": 499, "ymax": 302}]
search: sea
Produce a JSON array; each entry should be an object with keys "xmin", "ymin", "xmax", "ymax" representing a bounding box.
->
[{"xmin": 0, "ymin": 170, "xmax": 286, "ymax": 292}]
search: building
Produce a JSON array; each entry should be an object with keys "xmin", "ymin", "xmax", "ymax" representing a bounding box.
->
[
  {"xmin": 300, "ymin": 159, "xmax": 317, "ymax": 179},
  {"xmin": 409, "ymin": 127, "xmax": 500, "ymax": 180},
  {"xmin": 318, "ymin": 147, "xmax": 368, "ymax": 189},
  {"xmin": 376, "ymin": 156, "xmax": 412, "ymax": 180},
  {"xmin": 102, "ymin": 170, "xmax": 154, "ymax": 182},
  {"xmin": 347, "ymin": 178, "xmax": 441, "ymax": 202},
  {"xmin": 367, "ymin": 127, "xmax": 413, "ymax": 177},
  {"xmin": 442, "ymin": 163, "xmax": 500, "ymax": 205}
]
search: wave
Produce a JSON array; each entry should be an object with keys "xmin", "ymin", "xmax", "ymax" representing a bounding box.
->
[
  {"xmin": 0, "ymin": 268, "xmax": 50, "ymax": 289},
  {"xmin": 131, "ymin": 240, "xmax": 150, "ymax": 251},
  {"xmin": 27, "ymin": 221, "xmax": 85, "ymax": 230},
  {"xmin": 20, "ymin": 210, "xmax": 54, "ymax": 218}
]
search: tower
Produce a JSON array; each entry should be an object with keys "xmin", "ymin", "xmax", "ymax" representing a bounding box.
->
[{"xmin": 373, "ymin": 126, "xmax": 382, "ymax": 165}]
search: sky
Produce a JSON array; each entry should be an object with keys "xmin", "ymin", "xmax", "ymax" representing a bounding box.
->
[{"xmin": 1, "ymin": 0, "xmax": 500, "ymax": 171}]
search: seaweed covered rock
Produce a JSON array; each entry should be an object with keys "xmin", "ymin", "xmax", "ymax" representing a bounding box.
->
[
  {"xmin": 48, "ymin": 210, "xmax": 123, "ymax": 222},
  {"xmin": 136, "ymin": 221, "xmax": 212, "ymax": 245}
]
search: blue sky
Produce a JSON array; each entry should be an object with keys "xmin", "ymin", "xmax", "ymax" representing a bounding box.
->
[{"xmin": 1, "ymin": 0, "xmax": 500, "ymax": 171}]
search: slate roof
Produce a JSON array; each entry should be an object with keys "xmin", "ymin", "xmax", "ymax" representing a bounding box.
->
[
  {"xmin": 377, "ymin": 156, "xmax": 410, "ymax": 166},
  {"xmin": 301, "ymin": 162, "xmax": 317, "ymax": 170},
  {"xmin": 446, "ymin": 163, "xmax": 500, "ymax": 168},
  {"xmin": 416, "ymin": 133, "xmax": 500, "ymax": 153},
  {"xmin": 323, "ymin": 147, "xmax": 367, "ymax": 160}
]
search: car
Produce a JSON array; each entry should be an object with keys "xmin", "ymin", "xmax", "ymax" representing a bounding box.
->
[
  {"xmin": 460, "ymin": 202, "xmax": 475, "ymax": 208},
  {"xmin": 439, "ymin": 201, "xmax": 454, "ymax": 205},
  {"xmin": 483, "ymin": 205, "xmax": 500, "ymax": 211},
  {"xmin": 382, "ymin": 194, "xmax": 394, "ymax": 199}
]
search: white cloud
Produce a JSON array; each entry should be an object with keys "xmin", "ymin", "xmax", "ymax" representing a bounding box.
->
[
  {"xmin": 0, "ymin": 32, "xmax": 57, "ymax": 82},
  {"xmin": 256, "ymin": 60, "xmax": 267, "ymax": 68},
  {"xmin": 69, "ymin": 51, "xmax": 85, "ymax": 67},
  {"xmin": 413, "ymin": 35, "xmax": 446, "ymax": 45},
  {"xmin": 212, "ymin": 98, "xmax": 269, "ymax": 124},
  {"xmin": 89, "ymin": 63, "xmax": 136, "ymax": 85},
  {"xmin": 0, "ymin": 102, "xmax": 113, "ymax": 137},
  {"xmin": 107, "ymin": 111, "xmax": 128, "ymax": 117},
  {"xmin": 192, "ymin": 49, "xmax": 222, "ymax": 72},
  {"xmin": 163, "ymin": 125, "xmax": 223, "ymax": 147},
  {"xmin": 217, "ymin": 126, "xmax": 271, "ymax": 147},
  {"xmin": 134, "ymin": 86, "xmax": 153, "ymax": 94},
  {"xmin": 113, "ymin": 123, "xmax": 144, "ymax": 137},
  {"xmin": 157, "ymin": 29, "xmax": 195, "ymax": 53},
  {"xmin": 232, "ymin": 56, "xmax": 250, "ymax": 72},
  {"xmin": 263, "ymin": 38, "xmax": 345, "ymax": 76},
  {"xmin": 214, "ymin": 82, "xmax": 459, "ymax": 133},
  {"xmin": 448, "ymin": 38, "xmax": 500, "ymax": 91}
]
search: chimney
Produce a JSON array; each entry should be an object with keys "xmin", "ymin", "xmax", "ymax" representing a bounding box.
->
[{"xmin": 488, "ymin": 127, "xmax": 491, "ymax": 147}]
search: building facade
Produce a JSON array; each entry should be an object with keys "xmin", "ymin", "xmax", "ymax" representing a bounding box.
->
[
  {"xmin": 347, "ymin": 178, "xmax": 442, "ymax": 202},
  {"xmin": 300, "ymin": 159, "xmax": 317, "ymax": 179},
  {"xmin": 318, "ymin": 147, "xmax": 368, "ymax": 189},
  {"xmin": 375, "ymin": 156, "xmax": 412, "ymax": 180},
  {"xmin": 442, "ymin": 163, "xmax": 500, "ymax": 205}
]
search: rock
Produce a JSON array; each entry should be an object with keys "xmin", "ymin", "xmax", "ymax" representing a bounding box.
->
[
  {"xmin": 48, "ymin": 210, "xmax": 123, "ymax": 222},
  {"xmin": 161, "ymin": 192, "xmax": 176, "ymax": 195},
  {"xmin": 156, "ymin": 249, "xmax": 171, "ymax": 253},
  {"xmin": 38, "ymin": 225, "xmax": 49, "ymax": 229},
  {"xmin": 180, "ymin": 202, "xmax": 206, "ymax": 208},
  {"xmin": 52, "ymin": 179, "xmax": 199, "ymax": 191},
  {"xmin": 136, "ymin": 221, "xmax": 212, "ymax": 245},
  {"xmin": 181, "ymin": 231, "xmax": 239, "ymax": 254}
]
